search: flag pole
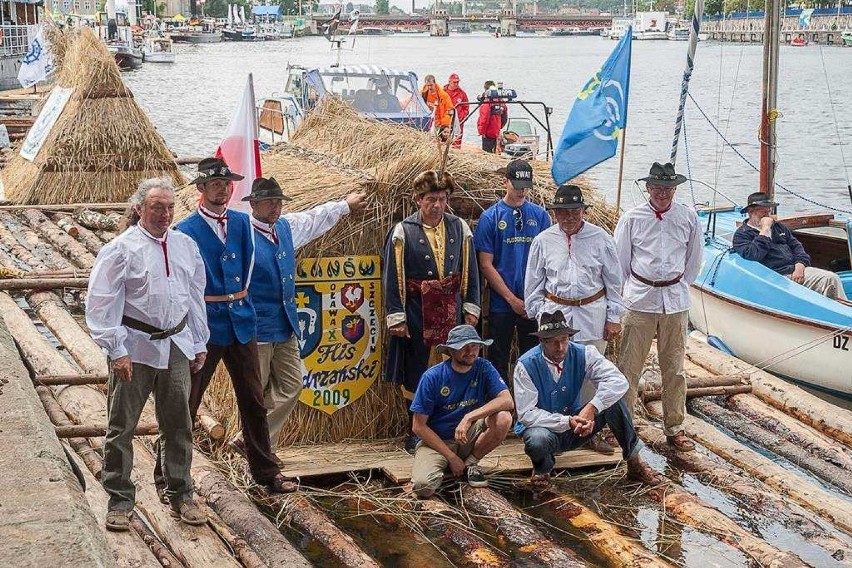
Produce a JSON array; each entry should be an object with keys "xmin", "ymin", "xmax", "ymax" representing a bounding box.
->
[{"xmin": 614, "ymin": 127, "xmax": 627, "ymax": 212}]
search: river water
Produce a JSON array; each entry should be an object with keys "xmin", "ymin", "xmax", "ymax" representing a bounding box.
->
[{"xmin": 124, "ymin": 34, "xmax": 852, "ymax": 212}]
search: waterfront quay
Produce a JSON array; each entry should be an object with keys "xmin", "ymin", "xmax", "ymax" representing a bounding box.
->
[{"xmin": 704, "ymin": 10, "xmax": 852, "ymax": 45}]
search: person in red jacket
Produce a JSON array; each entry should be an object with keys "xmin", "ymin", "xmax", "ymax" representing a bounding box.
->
[
  {"xmin": 477, "ymin": 81, "xmax": 507, "ymax": 153},
  {"xmin": 444, "ymin": 73, "xmax": 469, "ymax": 148}
]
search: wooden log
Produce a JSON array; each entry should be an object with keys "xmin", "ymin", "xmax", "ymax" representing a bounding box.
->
[
  {"xmin": 19, "ymin": 209, "xmax": 96, "ymax": 269},
  {"xmin": 56, "ymin": 424, "xmax": 159, "ymax": 438},
  {"xmin": 99, "ymin": 230, "xmax": 118, "ymax": 243},
  {"xmin": 0, "ymin": 202, "xmax": 127, "ymax": 212},
  {"xmin": 642, "ymin": 384, "xmax": 752, "ymax": 403},
  {"xmin": 635, "ymin": 421, "xmax": 852, "ymax": 561},
  {"xmin": 35, "ymin": 374, "xmax": 108, "ymax": 386},
  {"xmin": 0, "ymin": 277, "xmax": 90, "ymax": 290},
  {"xmin": 65, "ymin": 443, "xmax": 164, "ymax": 568},
  {"xmin": 74, "ymin": 208, "xmax": 123, "ymax": 231},
  {"xmin": 36, "ymin": 385, "xmax": 103, "ymax": 480},
  {"xmin": 52, "ymin": 213, "xmax": 104, "ymax": 255},
  {"xmin": 646, "ymin": 401, "xmax": 852, "ymax": 535},
  {"xmin": 726, "ymin": 394, "xmax": 852, "ymax": 471},
  {"xmin": 28, "ymin": 292, "xmax": 108, "ymax": 376},
  {"xmin": 127, "ymin": 514, "xmax": 186, "ymax": 568},
  {"xmin": 532, "ymin": 491, "xmax": 672, "ymax": 568},
  {"xmin": 690, "ymin": 397, "xmax": 852, "ymax": 495},
  {"xmin": 260, "ymin": 491, "xmax": 381, "ymax": 568},
  {"xmin": 0, "ymin": 216, "xmax": 46, "ymax": 271},
  {"xmin": 459, "ymin": 486, "xmax": 586, "ymax": 567},
  {"xmin": 54, "ymin": 215, "xmax": 79, "ymax": 237},
  {"xmin": 196, "ymin": 501, "xmax": 268, "ymax": 568},
  {"xmin": 0, "ymin": 211, "xmax": 73, "ymax": 270},
  {"xmin": 190, "ymin": 453, "xmax": 311, "ymax": 568},
  {"xmin": 686, "ymin": 338, "xmax": 852, "ymax": 446},
  {"xmin": 197, "ymin": 402, "xmax": 225, "ymax": 441}
]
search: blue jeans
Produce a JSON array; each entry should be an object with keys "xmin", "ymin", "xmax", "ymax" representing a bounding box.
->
[{"xmin": 521, "ymin": 398, "xmax": 640, "ymax": 475}]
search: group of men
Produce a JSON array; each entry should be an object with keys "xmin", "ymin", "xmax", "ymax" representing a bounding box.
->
[
  {"xmin": 385, "ymin": 159, "xmax": 704, "ymax": 495},
  {"xmin": 87, "ymin": 158, "xmax": 366, "ymax": 530}
]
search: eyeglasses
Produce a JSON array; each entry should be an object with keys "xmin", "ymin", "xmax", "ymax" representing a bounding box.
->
[{"xmin": 512, "ymin": 208, "xmax": 523, "ymax": 231}]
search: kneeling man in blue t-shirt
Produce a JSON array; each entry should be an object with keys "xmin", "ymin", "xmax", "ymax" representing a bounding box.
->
[{"xmin": 409, "ymin": 325, "xmax": 514, "ymax": 498}]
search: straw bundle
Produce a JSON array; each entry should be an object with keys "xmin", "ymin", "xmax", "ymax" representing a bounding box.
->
[{"xmin": 2, "ymin": 28, "xmax": 180, "ymax": 205}]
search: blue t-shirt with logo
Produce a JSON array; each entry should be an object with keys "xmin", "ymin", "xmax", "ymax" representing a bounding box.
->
[
  {"xmin": 410, "ymin": 358, "xmax": 508, "ymax": 440},
  {"xmin": 473, "ymin": 200, "xmax": 551, "ymax": 313}
]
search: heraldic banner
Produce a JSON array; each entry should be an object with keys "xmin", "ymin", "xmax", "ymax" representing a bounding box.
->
[{"xmin": 295, "ymin": 256, "xmax": 382, "ymax": 415}]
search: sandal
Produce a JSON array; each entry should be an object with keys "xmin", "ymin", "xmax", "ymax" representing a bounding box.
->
[
  {"xmin": 626, "ymin": 457, "xmax": 665, "ymax": 486},
  {"xmin": 155, "ymin": 485, "xmax": 168, "ymax": 505},
  {"xmin": 105, "ymin": 509, "xmax": 131, "ymax": 532},
  {"xmin": 264, "ymin": 473, "xmax": 298, "ymax": 494},
  {"xmin": 666, "ymin": 433, "xmax": 696, "ymax": 452},
  {"xmin": 169, "ymin": 500, "xmax": 207, "ymax": 526},
  {"xmin": 529, "ymin": 473, "xmax": 552, "ymax": 492}
]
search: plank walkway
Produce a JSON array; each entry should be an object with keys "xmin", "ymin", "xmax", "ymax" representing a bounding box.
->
[{"xmin": 275, "ymin": 437, "xmax": 622, "ymax": 484}]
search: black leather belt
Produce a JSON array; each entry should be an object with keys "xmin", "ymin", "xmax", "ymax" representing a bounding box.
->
[
  {"xmin": 630, "ymin": 270, "xmax": 684, "ymax": 288},
  {"xmin": 122, "ymin": 314, "xmax": 188, "ymax": 340}
]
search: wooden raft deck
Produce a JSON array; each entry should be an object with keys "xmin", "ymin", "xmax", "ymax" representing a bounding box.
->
[{"xmin": 275, "ymin": 437, "xmax": 621, "ymax": 484}]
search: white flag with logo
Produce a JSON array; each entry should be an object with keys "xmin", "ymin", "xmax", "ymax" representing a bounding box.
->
[{"xmin": 18, "ymin": 26, "xmax": 55, "ymax": 88}]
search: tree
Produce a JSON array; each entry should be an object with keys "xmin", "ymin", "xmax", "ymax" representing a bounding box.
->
[{"xmin": 376, "ymin": 0, "xmax": 389, "ymax": 14}]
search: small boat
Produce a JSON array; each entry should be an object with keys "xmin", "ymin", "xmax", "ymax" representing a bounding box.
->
[
  {"xmin": 633, "ymin": 11, "xmax": 669, "ymax": 40},
  {"xmin": 790, "ymin": 34, "xmax": 808, "ymax": 46},
  {"xmin": 107, "ymin": 42, "xmax": 143, "ymax": 70},
  {"xmin": 843, "ymin": 30, "xmax": 852, "ymax": 46},
  {"xmin": 141, "ymin": 37, "xmax": 175, "ymax": 63},
  {"xmin": 222, "ymin": 27, "xmax": 258, "ymax": 41},
  {"xmin": 667, "ymin": 27, "xmax": 690, "ymax": 40},
  {"xmin": 170, "ymin": 22, "xmax": 222, "ymax": 43},
  {"xmin": 360, "ymin": 27, "xmax": 393, "ymax": 36}
]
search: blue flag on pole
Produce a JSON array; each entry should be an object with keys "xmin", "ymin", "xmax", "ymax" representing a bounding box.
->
[{"xmin": 551, "ymin": 27, "xmax": 632, "ymax": 185}]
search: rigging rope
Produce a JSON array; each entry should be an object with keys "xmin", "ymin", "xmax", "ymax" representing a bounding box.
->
[{"xmin": 817, "ymin": 41, "xmax": 852, "ymax": 194}]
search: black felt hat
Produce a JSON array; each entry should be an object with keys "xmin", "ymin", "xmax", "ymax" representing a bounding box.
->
[
  {"xmin": 190, "ymin": 157, "xmax": 245, "ymax": 185},
  {"xmin": 241, "ymin": 177, "xmax": 292, "ymax": 202},
  {"xmin": 548, "ymin": 184, "xmax": 589, "ymax": 210},
  {"xmin": 530, "ymin": 311, "xmax": 580, "ymax": 339},
  {"xmin": 638, "ymin": 162, "xmax": 687, "ymax": 187},
  {"xmin": 741, "ymin": 191, "xmax": 779, "ymax": 212}
]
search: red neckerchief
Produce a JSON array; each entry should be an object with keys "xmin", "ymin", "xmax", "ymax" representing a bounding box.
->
[
  {"xmin": 563, "ymin": 222, "xmax": 582, "ymax": 253},
  {"xmin": 544, "ymin": 355, "xmax": 563, "ymax": 375},
  {"xmin": 199, "ymin": 206, "xmax": 228, "ymax": 238},
  {"xmin": 139, "ymin": 224, "xmax": 170, "ymax": 277},
  {"xmin": 252, "ymin": 221, "xmax": 279, "ymax": 246},
  {"xmin": 649, "ymin": 202, "xmax": 672, "ymax": 221}
]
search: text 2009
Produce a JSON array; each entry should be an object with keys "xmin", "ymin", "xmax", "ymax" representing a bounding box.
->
[{"xmin": 313, "ymin": 389, "xmax": 351, "ymax": 407}]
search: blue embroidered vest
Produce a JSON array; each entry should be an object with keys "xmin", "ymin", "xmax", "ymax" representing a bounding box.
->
[
  {"xmin": 515, "ymin": 343, "xmax": 586, "ymax": 433},
  {"xmin": 249, "ymin": 218, "xmax": 298, "ymax": 343}
]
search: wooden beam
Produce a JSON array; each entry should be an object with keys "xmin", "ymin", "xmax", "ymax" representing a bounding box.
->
[
  {"xmin": 55, "ymin": 424, "xmax": 158, "ymax": 438},
  {"xmin": 29, "ymin": 292, "xmax": 108, "ymax": 376},
  {"xmin": 35, "ymin": 374, "xmax": 108, "ymax": 386},
  {"xmin": 0, "ymin": 203, "xmax": 127, "ymax": 212},
  {"xmin": 642, "ymin": 384, "xmax": 752, "ymax": 403},
  {"xmin": 0, "ymin": 277, "xmax": 89, "ymax": 290}
]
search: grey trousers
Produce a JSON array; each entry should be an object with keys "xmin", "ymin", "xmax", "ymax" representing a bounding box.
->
[{"xmin": 103, "ymin": 343, "xmax": 194, "ymax": 511}]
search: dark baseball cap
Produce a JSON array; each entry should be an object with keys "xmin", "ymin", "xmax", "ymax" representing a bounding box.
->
[{"xmin": 506, "ymin": 159, "xmax": 533, "ymax": 190}]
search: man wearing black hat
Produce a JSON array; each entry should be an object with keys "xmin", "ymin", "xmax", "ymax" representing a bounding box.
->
[
  {"xmin": 473, "ymin": 159, "xmax": 550, "ymax": 383},
  {"xmin": 513, "ymin": 312, "xmax": 662, "ymax": 489},
  {"xmin": 229, "ymin": 178, "xmax": 366, "ymax": 461},
  {"xmin": 614, "ymin": 162, "xmax": 703, "ymax": 452},
  {"xmin": 409, "ymin": 325, "xmax": 514, "ymax": 498},
  {"xmin": 733, "ymin": 192, "xmax": 847, "ymax": 300},
  {"xmin": 158, "ymin": 157, "xmax": 291, "ymax": 494},
  {"xmin": 384, "ymin": 170, "xmax": 481, "ymax": 453}
]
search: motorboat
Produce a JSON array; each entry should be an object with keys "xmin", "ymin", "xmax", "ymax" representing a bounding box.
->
[
  {"xmin": 790, "ymin": 34, "xmax": 808, "ymax": 46},
  {"xmin": 667, "ymin": 27, "xmax": 690, "ymax": 40},
  {"xmin": 107, "ymin": 42, "xmax": 143, "ymax": 70},
  {"xmin": 223, "ymin": 27, "xmax": 259, "ymax": 41},
  {"xmin": 842, "ymin": 29, "xmax": 852, "ymax": 46},
  {"xmin": 141, "ymin": 37, "xmax": 175, "ymax": 63},
  {"xmin": 499, "ymin": 117, "xmax": 541, "ymax": 160}
]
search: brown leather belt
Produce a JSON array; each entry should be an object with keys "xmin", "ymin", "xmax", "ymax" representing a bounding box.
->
[
  {"xmin": 122, "ymin": 314, "xmax": 188, "ymax": 340},
  {"xmin": 630, "ymin": 270, "xmax": 683, "ymax": 288},
  {"xmin": 204, "ymin": 289, "xmax": 248, "ymax": 303},
  {"xmin": 545, "ymin": 288, "xmax": 606, "ymax": 307}
]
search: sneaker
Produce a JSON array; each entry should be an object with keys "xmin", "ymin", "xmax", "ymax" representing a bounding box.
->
[
  {"xmin": 404, "ymin": 435, "xmax": 419, "ymax": 455},
  {"xmin": 466, "ymin": 465, "xmax": 488, "ymax": 488}
]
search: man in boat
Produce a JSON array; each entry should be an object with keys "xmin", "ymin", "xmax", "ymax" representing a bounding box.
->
[
  {"xmin": 155, "ymin": 157, "xmax": 295, "ymax": 495},
  {"xmin": 477, "ymin": 81, "xmax": 508, "ymax": 153},
  {"xmin": 524, "ymin": 184, "xmax": 624, "ymax": 454},
  {"xmin": 229, "ymin": 177, "xmax": 365, "ymax": 456},
  {"xmin": 614, "ymin": 162, "xmax": 703, "ymax": 452},
  {"xmin": 443, "ymin": 73, "xmax": 469, "ymax": 148},
  {"xmin": 473, "ymin": 159, "xmax": 550, "ymax": 383},
  {"xmin": 383, "ymin": 170, "xmax": 480, "ymax": 453},
  {"xmin": 420, "ymin": 74, "xmax": 454, "ymax": 142},
  {"xmin": 732, "ymin": 192, "xmax": 847, "ymax": 301},
  {"xmin": 87, "ymin": 178, "xmax": 208, "ymax": 531},
  {"xmin": 410, "ymin": 325, "xmax": 514, "ymax": 498},
  {"xmin": 514, "ymin": 311, "xmax": 663, "ymax": 489}
]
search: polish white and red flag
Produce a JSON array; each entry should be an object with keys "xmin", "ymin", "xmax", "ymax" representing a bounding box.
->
[{"xmin": 218, "ymin": 73, "xmax": 261, "ymax": 212}]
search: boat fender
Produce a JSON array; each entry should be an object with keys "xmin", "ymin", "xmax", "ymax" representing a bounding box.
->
[{"xmin": 707, "ymin": 335, "xmax": 736, "ymax": 357}]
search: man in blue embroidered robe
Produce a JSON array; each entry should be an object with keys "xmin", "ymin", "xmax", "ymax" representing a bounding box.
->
[
  {"xmin": 514, "ymin": 311, "xmax": 662, "ymax": 488},
  {"xmin": 235, "ymin": 177, "xmax": 365, "ymax": 453}
]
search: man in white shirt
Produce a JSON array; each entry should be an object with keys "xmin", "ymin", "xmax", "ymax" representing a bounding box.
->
[
  {"xmin": 87, "ymin": 178, "xmax": 209, "ymax": 532},
  {"xmin": 614, "ymin": 162, "xmax": 703, "ymax": 452},
  {"xmin": 514, "ymin": 311, "xmax": 662, "ymax": 489},
  {"xmin": 524, "ymin": 184, "xmax": 623, "ymax": 453}
]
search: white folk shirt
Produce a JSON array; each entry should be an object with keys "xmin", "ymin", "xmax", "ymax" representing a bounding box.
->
[
  {"xmin": 514, "ymin": 344, "xmax": 628, "ymax": 433},
  {"xmin": 86, "ymin": 224, "xmax": 209, "ymax": 369},
  {"xmin": 198, "ymin": 204, "xmax": 230, "ymax": 243},
  {"xmin": 250, "ymin": 200, "xmax": 351, "ymax": 249},
  {"xmin": 524, "ymin": 222, "xmax": 624, "ymax": 342},
  {"xmin": 613, "ymin": 202, "xmax": 703, "ymax": 314}
]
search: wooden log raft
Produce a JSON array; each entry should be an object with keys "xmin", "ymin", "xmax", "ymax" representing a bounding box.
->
[
  {"xmin": 459, "ymin": 486, "xmax": 586, "ymax": 568},
  {"xmin": 52, "ymin": 213, "xmax": 104, "ymax": 255},
  {"xmin": 689, "ymin": 397, "xmax": 852, "ymax": 495},
  {"xmin": 0, "ymin": 211, "xmax": 74, "ymax": 270},
  {"xmin": 686, "ymin": 338, "xmax": 852, "ymax": 446},
  {"xmin": 646, "ymin": 401, "xmax": 852, "ymax": 535},
  {"xmin": 0, "ymin": 216, "xmax": 46, "ymax": 271},
  {"xmin": 19, "ymin": 209, "xmax": 97, "ymax": 269},
  {"xmin": 635, "ymin": 421, "xmax": 852, "ymax": 561}
]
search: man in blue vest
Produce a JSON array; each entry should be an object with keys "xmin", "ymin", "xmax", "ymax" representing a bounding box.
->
[
  {"xmin": 154, "ymin": 157, "xmax": 291, "ymax": 494},
  {"xmin": 232, "ymin": 177, "xmax": 365, "ymax": 455},
  {"xmin": 514, "ymin": 311, "xmax": 662, "ymax": 489}
]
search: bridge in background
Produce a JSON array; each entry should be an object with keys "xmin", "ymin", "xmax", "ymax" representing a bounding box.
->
[{"xmin": 312, "ymin": 13, "xmax": 612, "ymax": 35}]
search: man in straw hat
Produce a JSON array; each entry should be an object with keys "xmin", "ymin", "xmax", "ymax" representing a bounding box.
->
[
  {"xmin": 384, "ymin": 169, "xmax": 481, "ymax": 454},
  {"xmin": 614, "ymin": 162, "xmax": 703, "ymax": 452},
  {"xmin": 733, "ymin": 191, "xmax": 847, "ymax": 300},
  {"xmin": 156, "ymin": 157, "xmax": 294, "ymax": 494},
  {"xmin": 524, "ymin": 183, "xmax": 624, "ymax": 454},
  {"xmin": 228, "ymin": 177, "xmax": 366, "ymax": 457},
  {"xmin": 473, "ymin": 159, "xmax": 550, "ymax": 383},
  {"xmin": 409, "ymin": 325, "xmax": 514, "ymax": 498},
  {"xmin": 514, "ymin": 311, "xmax": 663, "ymax": 489},
  {"xmin": 87, "ymin": 178, "xmax": 209, "ymax": 531}
]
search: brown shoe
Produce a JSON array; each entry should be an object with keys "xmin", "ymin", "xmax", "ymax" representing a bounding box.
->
[
  {"xmin": 529, "ymin": 473, "xmax": 552, "ymax": 492},
  {"xmin": 229, "ymin": 438, "xmax": 247, "ymax": 458},
  {"xmin": 264, "ymin": 473, "xmax": 298, "ymax": 494},
  {"xmin": 585, "ymin": 432, "xmax": 616, "ymax": 455},
  {"xmin": 155, "ymin": 485, "xmax": 168, "ymax": 505},
  {"xmin": 105, "ymin": 509, "xmax": 131, "ymax": 532},
  {"xmin": 666, "ymin": 433, "xmax": 695, "ymax": 452},
  {"xmin": 626, "ymin": 457, "xmax": 664, "ymax": 486},
  {"xmin": 169, "ymin": 500, "xmax": 207, "ymax": 526}
]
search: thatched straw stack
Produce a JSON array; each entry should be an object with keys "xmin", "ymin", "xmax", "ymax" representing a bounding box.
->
[{"xmin": 2, "ymin": 27, "xmax": 180, "ymax": 205}]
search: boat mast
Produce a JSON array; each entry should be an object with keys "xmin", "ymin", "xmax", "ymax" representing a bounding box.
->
[{"xmin": 759, "ymin": 0, "xmax": 781, "ymax": 199}]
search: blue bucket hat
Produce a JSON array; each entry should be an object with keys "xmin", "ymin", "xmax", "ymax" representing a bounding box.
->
[{"xmin": 436, "ymin": 325, "xmax": 493, "ymax": 354}]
